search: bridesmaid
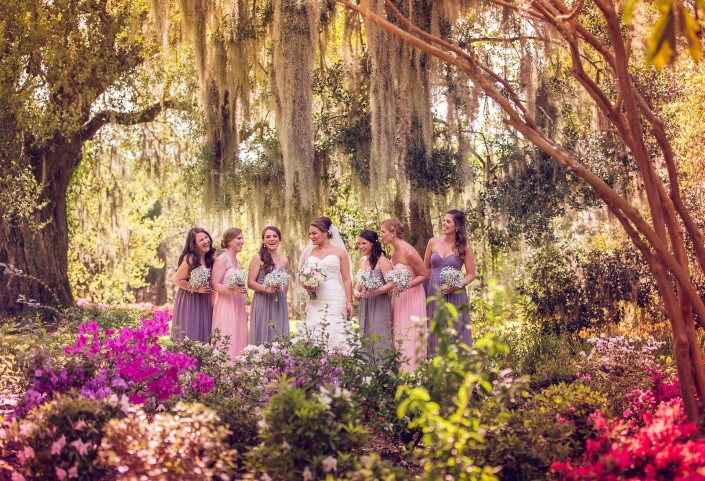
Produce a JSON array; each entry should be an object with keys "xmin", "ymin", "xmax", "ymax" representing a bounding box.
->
[
  {"xmin": 172, "ymin": 226, "xmax": 216, "ymax": 342},
  {"xmin": 247, "ymin": 226, "xmax": 290, "ymax": 344},
  {"xmin": 425, "ymin": 209, "xmax": 476, "ymax": 354},
  {"xmin": 380, "ymin": 218, "xmax": 428, "ymax": 371},
  {"xmin": 353, "ymin": 229, "xmax": 394, "ymax": 363},
  {"xmin": 211, "ymin": 227, "xmax": 248, "ymax": 359}
]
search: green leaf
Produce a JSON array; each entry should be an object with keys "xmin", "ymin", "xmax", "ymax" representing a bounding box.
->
[
  {"xmin": 623, "ymin": 0, "xmax": 638, "ymax": 24},
  {"xmin": 647, "ymin": 7, "xmax": 676, "ymax": 68},
  {"xmin": 679, "ymin": 5, "xmax": 703, "ymax": 61}
]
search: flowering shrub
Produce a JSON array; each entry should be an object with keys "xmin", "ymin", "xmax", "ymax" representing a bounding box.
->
[
  {"xmin": 1, "ymin": 394, "xmax": 128, "ymax": 481},
  {"xmin": 98, "ymin": 402, "xmax": 237, "ymax": 481},
  {"xmin": 481, "ymin": 382, "xmax": 607, "ymax": 481},
  {"xmin": 16, "ymin": 310, "xmax": 212, "ymax": 416},
  {"xmin": 247, "ymin": 381, "xmax": 367, "ymax": 481},
  {"xmin": 577, "ymin": 335, "xmax": 665, "ymax": 415},
  {"xmin": 552, "ymin": 401, "xmax": 705, "ymax": 480}
]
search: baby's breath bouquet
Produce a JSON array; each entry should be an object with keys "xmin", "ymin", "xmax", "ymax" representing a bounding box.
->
[
  {"xmin": 263, "ymin": 270, "xmax": 291, "ymax": 302},
  {"xmin": 226, "ymin": 268, "xmax": 248, "ymax": 300},
  {"xmin": 439, "ymin": 266, "xmax": 464, "ymax": 292},
  {"xmin": 356, "ymin": 269, "xmax": 383, "ymax": 291},
  {"xmin": 188, "ymin": 266, "xmax": 211, "ymax": 292},
  {"xmin": 384, "ymin": 268, "xmax": 412, "ymax": 296}
]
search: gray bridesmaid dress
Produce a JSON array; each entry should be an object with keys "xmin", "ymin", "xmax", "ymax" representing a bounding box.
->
[
  {"xmin": 357, "ymin": 268, "xmax": 393, "ymax": 362},
  {"xmin": 172, "ymin": 287, "xmax": 214, "ymax": 343},
  {"xmin": 248, "ymin": 266, "xmax": 290, "ymax": 344},
  {"xmin": 427, "ymin": 252, "xmax": 472, "ymax": 354}
]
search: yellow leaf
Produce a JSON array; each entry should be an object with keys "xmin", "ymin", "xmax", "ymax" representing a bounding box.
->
[
  {"xmin": 680, "ymin": 6, "xmax": 703, "ymax": 61},
  {"xmin": 623, "ymin": 0, "xmax": 638, "ymax": 24},
  {"xmin": 647, "ymin": 7, "xmax": 676, "ymax": 68}
]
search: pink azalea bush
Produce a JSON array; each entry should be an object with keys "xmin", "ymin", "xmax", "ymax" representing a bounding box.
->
[
  {"xmin": 551, "ymin": 372, "xmax": 705, "ymax": 480},
  {"xmin": 16, "ymin": 310, "xmax": 212, "ymax": 416}
]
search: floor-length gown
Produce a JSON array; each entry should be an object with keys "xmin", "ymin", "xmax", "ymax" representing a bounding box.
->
[
  {"xmin": 249, "ymin": 266, "xmax": 289, "ymax": 344},
  {"xmin": 427, "ymin": 252, "xmax": 472, "ymax": 355},
  {"xmin": 357, "ymin": 267, "xmax": 392, "ymax": 362},
  {"xmin": 301, "ymin": 255, "xmax": 354, "ymax": 350},
  {"xmin": 212, "ymin": 261, "xmax": 248, "ymax": 358},
  {"xmin": 172, "ymin": 272, "xmax": 213, "ymax": 343},
  {"xmin": 391, "ymin": 263, "xmax": 426, "ymax": 370}
]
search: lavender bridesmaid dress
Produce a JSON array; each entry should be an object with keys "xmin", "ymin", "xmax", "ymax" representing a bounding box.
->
[
  {"xmin": 172, "ymin": 270, "xmax": 214, "ymax": 343},
  {"xmin": 248, "ymin": 266, "xmax": 289, "ymax": 344},
  {"xmin": 427, "ymin": 252, "xmax": 472, "ymax": 355},
  {"xmin": 357, "ymin": 268, "xmax": 393, "ymax": 362}
]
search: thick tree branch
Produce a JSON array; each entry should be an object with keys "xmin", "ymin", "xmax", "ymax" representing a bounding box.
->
[{"xmin": 80, "ymin": 100, "xmax": 178, "ymax": 142}]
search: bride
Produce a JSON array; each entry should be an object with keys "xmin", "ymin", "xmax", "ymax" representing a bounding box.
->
[{"xmin": 298, "ymin": 216, "xmax": 355, "ymax": 350}]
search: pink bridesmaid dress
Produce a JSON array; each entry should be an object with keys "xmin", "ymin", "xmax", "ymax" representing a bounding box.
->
[
  {"xmin": 392, "ymin": 262, "xmax": 427, "ymax": 371},
  {"xmin": 212, "ymin": 260, "xmax": 248, "ymax": 359}
]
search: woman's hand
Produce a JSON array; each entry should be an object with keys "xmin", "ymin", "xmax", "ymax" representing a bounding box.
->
[
  {"xmin": 194, "ymin": 285, "xmax": 212, "ymax": 294},
  {"xmin": 360, "ymin": 288, "xmax": 376, "ymax": 299},
  {"xmin": 264, "ymin": 285, "xmax": 278, "ymax": 294},
  {"xmin": 442, "ymin": 284, "xmax": 463, "ymax": 295},
  {"xmin": 353, "ymin": 290, "xmax": 362, "ymax": 300},
  {"xmin": 305, "ymin": 286, "xmax": 316, "ymax": 294},
  {"xmin": 231, "ymin": 286, "xmax": 247, "ymax": 295},
  {"xmin": 346, "ymin": 302, "xmax": 354, "ymax": 319}
]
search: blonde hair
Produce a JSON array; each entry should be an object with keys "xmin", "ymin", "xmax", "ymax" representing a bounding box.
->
[
  {"xmin": 220, "ymin": 227, "xmax": 243, "ymax": 249},
  {"xmin": 382, "ymin": 218, "xmax": 405, "ymax": 238}
]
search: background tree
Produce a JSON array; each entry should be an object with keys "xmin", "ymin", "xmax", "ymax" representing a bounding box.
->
[{"xmin": 0, "ymin": 0, "xmax": 183, "ymax": 314}]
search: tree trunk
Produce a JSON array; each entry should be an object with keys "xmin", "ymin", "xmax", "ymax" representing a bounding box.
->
[{"xmin": 0, "ymin": 141, "xmax": 80, "ymax": 317}]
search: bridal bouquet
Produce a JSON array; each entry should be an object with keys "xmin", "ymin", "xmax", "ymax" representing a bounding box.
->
[
  {"xmin": 263, "ymin": 270, "xmax": 291, "ymax": 302},
  {"xmin": 226, "ymin": 268, "xmax": 248, "ymax": 300},
  {"xmin": 298, "ymin": 263, "xmax": 326, "ymax": 300},
  {"xmin": 439, "ymin": 266, "xmax": 464, "ymax": 293},
  {"xmin": 188, "ymin": 266, "xmax": 211, "ymax": 292},
  {"xmin": 384, "ymin": 268, "xmax": 412, "ymax": 295},
  {"xmin": 356, "ymin": 269, "xmax": 383, "ymax": 291}
]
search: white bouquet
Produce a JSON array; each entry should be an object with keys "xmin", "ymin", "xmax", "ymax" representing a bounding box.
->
[
  {"xmin": 226, "ymin": 268, "xmax": 248, "ymax": 300},
  {"xmin": 384, "ymin": 268, "xmax": 412, "ymax": 295},
  {"xmin": 356, "ymin": 269, "xmax": 383, "ymax": 291},
  {"xmin": 439, "ymin": 266, "xmax": 464, "ymax": 292},
  {"xmin": 188, "ymin": 266, "xmax": 211, "ymax": 292},
  {"xmin": 263, "ymin": 269, "xmax": 291, "ymax": 302},
  {"xmin": 297, "ymin": 263, "xmax": 326, "ymax": 300}
]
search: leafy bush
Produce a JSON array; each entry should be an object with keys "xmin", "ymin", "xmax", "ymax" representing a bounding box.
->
[
  {"xmin": 98, "ymin": 402, "xmax": 237, "ymax": 480},
  {"xmin": 577, "ymin": 335, "xmax": 664, "ymax": 415},
  {"xmin": 481, "ymin": 382, "xmax": 607, "ymax": 481},
  {"xmin": 247, "ymin": 380, "xmax": 368, "ymax": 481},
  {"xmin": 397, "ymin": 296, "xmax": 529, "ymax": 481},
  {"xmin": 512, "ymin": 330, "xmax": 581, "ymax": 391},
  {"xmin": 2, "ymin": 394, "xmax": 127, "ymax": 481},
  {"xmin": 204, "ymin": 397, "xmax": 260, "ymax": 474}
]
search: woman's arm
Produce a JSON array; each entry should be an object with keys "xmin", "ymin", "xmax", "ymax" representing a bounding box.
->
[
  {"xmin": 423, "ymin": 238, "xmax": 434, "ymax": 277},
  {"xmin": 462, "ymin": 243, "xmax": 476, "ymax": 287},
  {"xmin": 362, "ymin": 256, "xmax": 395, "ymax": 297},
  {"xmin": 173, "ymin": 259, "xmax": 191, "ymax": 291},
  {"xmin": 211, "ymin": 256, "xmax": 231, "ymax": 295},
  {"xmin": 339, "ymin": 251, "xmax": 355, "ymax": 318},
  {"xmin": 248, "ymin": 255, "xmax": 274, "ymax": 293},
  {"xmin": 406, "ymin": 245, "xmax": 428, "ymax": 289},
  {"xmin": 353, "ymin": 258, "xmax": 364, "ymax": 300}
]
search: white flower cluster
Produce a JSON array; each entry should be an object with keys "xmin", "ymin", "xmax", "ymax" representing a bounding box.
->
[
  {"xmin": 263, "ymin": 270, "xmax": 291, "ymax": 290},
  {"xmin": 439, "ymin": 266, "xmax": 464, "ymax": 288},
  {"xmin": 317, "ymin": 385, "xmax": 351, "ymax": 409},
  {"xmin": 356, "ymin": 269, "xmax": 383, "ymax": 291},
  {"xmin": 188, "ymin": 266, "xmax": 211, "ymax": 291},
  {"xmin": 226, "ymin": 268, "xmax": 247, "ymax": 289},
  {"xmin": 582, "ymin": 334, "xmax": 665, "ymax": 373},
  {"xmin": 384, "ymin": 268, "xmax": 412, "ymax": 292}
]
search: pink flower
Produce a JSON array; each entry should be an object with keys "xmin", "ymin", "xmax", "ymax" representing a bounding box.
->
[
  {"xmin": 70, "ymin": 438, "xmax": 89, "ymax": 456},
  {"xmin": 51, "ymin": 434, "xmax": 67, "ymax": 455},
  {"xmin": 55, "ymin": 467, "xmax": 67, "ymax": 480},
  {"xmin": 68, "ymin": 463, "xmax": 78, "ymax": 479},
  {"xmin": 17, "ymin": 446, "xmax": 35, "ymax": 462}
]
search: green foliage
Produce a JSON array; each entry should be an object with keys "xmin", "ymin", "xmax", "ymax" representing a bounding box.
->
[
  {"xmin": 2, "ymin": 394, "xmax": 127, "ymax": 480},
  {"xmin": 247, "ymin": 380, "xmax": 368, "ymax": 481},
  {"xmin": 204, "ymin": 397, "xmax": 260, "ymax": 474},
  {"xmin": 520, "ymin": 243, "xmax": 659, "ymax": 334},
  {"xmin": 509, "ymin": 329, "xmax": 581, "ymax": 391},
  {"xmin": 396, "ymin": 296, "xmax": 529, "ymax": 481},
  {"xmin": 98, "ymin": 402, "xmax": 237, "ymax": 480},
  {"xmin": 481, "ymin": 383, "xmax": 607, "ymax": 481}
]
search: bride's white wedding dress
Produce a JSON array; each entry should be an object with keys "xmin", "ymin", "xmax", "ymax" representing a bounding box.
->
[{"xmin": 301, "ymin": 254, "xmax": 354, "ymax": 350}]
